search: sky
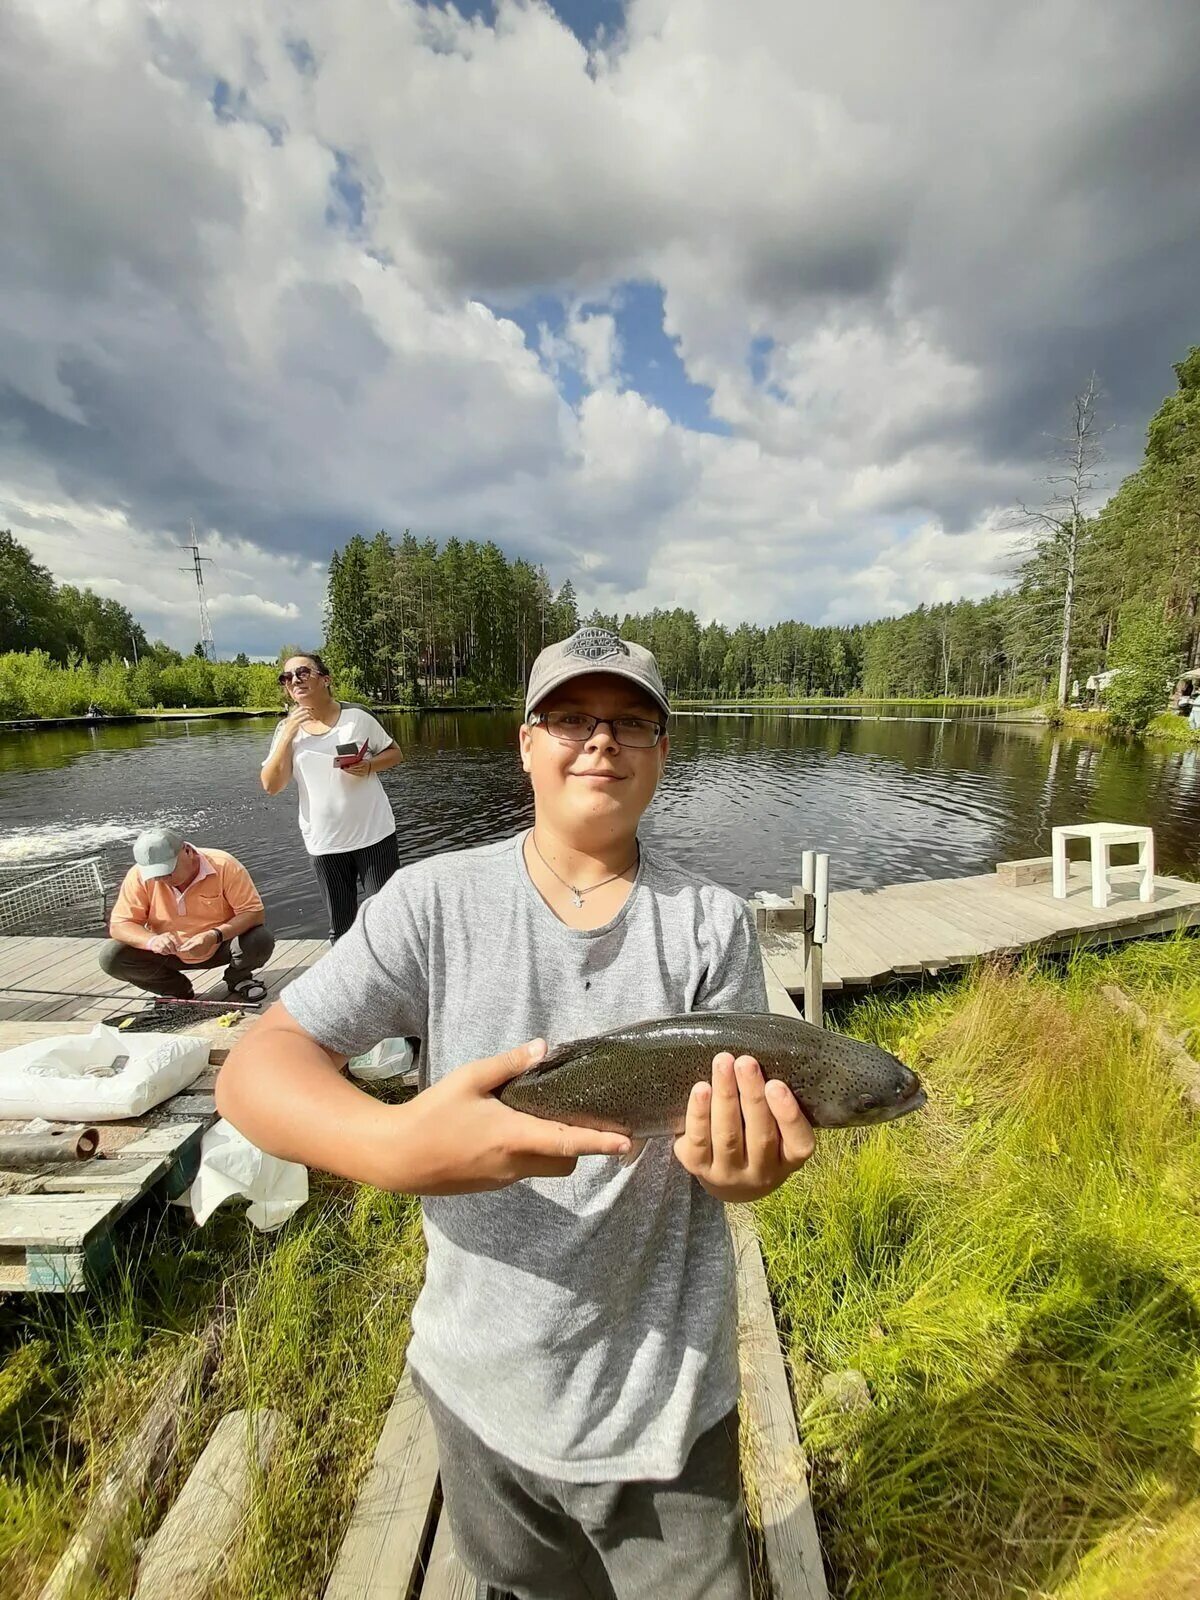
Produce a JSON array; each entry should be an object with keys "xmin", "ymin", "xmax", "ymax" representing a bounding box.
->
[{"xmin": 1, "ymin": 0, "xmax": 1198, "ymax": 658}]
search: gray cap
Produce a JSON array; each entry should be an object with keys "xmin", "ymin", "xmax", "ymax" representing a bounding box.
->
[
  {"xmin": 133, "ymin": 826, "xmax": 185, "ymax": 880},
  {"xmin": 524, "ymin": 627, "xmax": 670, "ymax": 721}
]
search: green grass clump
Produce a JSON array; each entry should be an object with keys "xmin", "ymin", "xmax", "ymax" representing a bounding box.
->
[
  {"xmin": 757, "ymin": 954, "xmax": 1200, "ymax": 1599},
  {"xmin": 0, "ymin": 1182, "xmax": 424, "ymax": 1599}
]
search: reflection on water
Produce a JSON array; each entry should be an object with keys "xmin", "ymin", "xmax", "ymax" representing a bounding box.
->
[{"xmin": 0, "ymin": 710, "xmax": 1196, "ymax": 938}]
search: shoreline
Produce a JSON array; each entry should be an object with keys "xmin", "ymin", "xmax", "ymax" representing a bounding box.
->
[{"xmin": 0, "ymin": 695, "xmax": 1035, "ymax": 733}]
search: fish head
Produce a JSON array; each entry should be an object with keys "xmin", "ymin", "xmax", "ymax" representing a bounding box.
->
[{"xmin": 802, "ymin": 1048, "xmax": 927, "ymax": 1128}]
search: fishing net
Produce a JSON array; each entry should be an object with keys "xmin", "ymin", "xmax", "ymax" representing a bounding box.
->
[
  {"xmin": 0, "ymin": 858, "xmax": 108, "ymax": 936},
  {"xmin": 101, "ymin": 999, "xmax": 254, "ymax": 1034}
]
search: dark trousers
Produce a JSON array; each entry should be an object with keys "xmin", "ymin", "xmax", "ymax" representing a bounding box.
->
[
  {"xmin": 417, "ymin": 1378, "xmax": 751, "ymax": 1600},
  {"xmin": 99, "ymin": 924, "xmax": 276, "ymax": 999},
  {"xmin": 311, "ymin": 832, "xmax": 400, "ymax": 942}
]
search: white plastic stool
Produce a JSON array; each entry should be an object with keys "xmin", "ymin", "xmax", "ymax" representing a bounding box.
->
[{"xmin": 1050, "ymin": 823, "xmax": 1155, "ymax": 909}]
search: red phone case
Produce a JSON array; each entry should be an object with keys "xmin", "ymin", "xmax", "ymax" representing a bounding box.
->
[{"xmin": 334, "ymin": 739, "xmax": 369, "ymax": 768}]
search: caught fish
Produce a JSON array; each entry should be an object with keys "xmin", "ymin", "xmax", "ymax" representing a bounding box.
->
[{"xmin": 498, "ymin": 1011, "xmax": 926, "ymax": 1135}]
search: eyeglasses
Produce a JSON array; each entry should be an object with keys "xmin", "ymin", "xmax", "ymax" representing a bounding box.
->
[
  {"xmin": 278, "ymin": 667, "xmax": 318, "ymax": 686},
  {"xmin": 529, "ymin": 711, "xmax": 664, "ymax": 749}
]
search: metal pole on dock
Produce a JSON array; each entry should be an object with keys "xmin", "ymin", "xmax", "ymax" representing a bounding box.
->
[{"xmin": 795, "ymin": 851, "xmax": 828, "ymax": 1030}]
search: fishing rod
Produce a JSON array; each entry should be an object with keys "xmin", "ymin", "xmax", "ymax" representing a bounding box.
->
[{"xmin": 0, "ymin": 986, "xmax": 261, "ymax": 1011}]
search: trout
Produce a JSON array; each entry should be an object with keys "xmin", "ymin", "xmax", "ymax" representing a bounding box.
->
[{"xmin": 498, "ymin": 1011, "xmax": 925, "ymax": 1135}]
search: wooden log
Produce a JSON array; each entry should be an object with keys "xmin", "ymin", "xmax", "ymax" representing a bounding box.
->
[
  {"xmin": 37, "ymin": 1320, "xmax": 224, "ymax": 1600},
  {"xmin": 132, "ymin": 1409, "xmax": 287, "ymax": 1600},
  {"xmin": 732, "ymin": 1215, "xmax": 829, "ymax": 1600},
  {"xmin": 0, "ymin": 1127, "xmax": 99, "ymax": 1168},
  {"xmin": 1100, "ymin": 984, "xmax": 1200, "ymax": 1110},
  {"xmin": 323, "ymin": 1365, "xmax": 440, "ymax": 1600}
]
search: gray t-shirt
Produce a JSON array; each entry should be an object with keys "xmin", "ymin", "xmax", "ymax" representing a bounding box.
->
[{"xmin": 280, "ymin": 831, "xmax": 767, "ymax": 1482}]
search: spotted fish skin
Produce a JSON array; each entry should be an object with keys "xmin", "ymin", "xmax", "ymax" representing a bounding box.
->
[{"xmin": 497, "ymin": 1011, "xmax": 925, "ymax": 1136}]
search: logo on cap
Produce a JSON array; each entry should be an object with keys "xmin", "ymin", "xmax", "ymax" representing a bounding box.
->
[{"xmin": 563, "ymin": 628, "xmax": 630, "ymax": 663}]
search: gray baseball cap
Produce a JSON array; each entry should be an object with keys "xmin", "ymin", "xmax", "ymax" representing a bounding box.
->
[
  {"xmin": 133, "ymin": 826, "xmax": 185, "ymax": 880},
  {"xmin": 524, "ymin": 627, "xmax": 670, "ymax": 721}
]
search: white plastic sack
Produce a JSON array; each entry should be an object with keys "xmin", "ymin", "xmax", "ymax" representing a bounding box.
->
[
  {"xmin": 348, "ymin": 1036, "xmax": 415, "ymax": 1083},
  {"xmin": 183, "ymin": 1119, "xmax": 308, "ymax": 1232},
  {"xmin": 0, "ymin": 1025, "xmax": 209, "ymax": 1121}
]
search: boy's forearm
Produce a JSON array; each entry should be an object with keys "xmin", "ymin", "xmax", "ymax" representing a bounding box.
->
[{"xmin": 215, "ymin": 1016, "xmax": 404, "ymax": 1188}]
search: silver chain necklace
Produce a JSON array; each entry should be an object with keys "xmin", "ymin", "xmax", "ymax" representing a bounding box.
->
[{"xmin": 529, "ymin": 832, "xmax": 640, "ymax": 909}]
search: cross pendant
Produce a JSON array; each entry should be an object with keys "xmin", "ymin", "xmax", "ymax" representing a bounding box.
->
[{"xmin": 571, "ymin": 889, "xmax": 584, "ymax": 908}]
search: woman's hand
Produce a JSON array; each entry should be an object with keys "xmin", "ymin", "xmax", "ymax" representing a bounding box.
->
[
  {"xmin": 340, "ymin": 754, "xmax": 373, "ymax": 779},
  {"xmin": 673, "ymin": 1053, "xmax": 815, "ymax": 1203},
  {"xmin": 281, "ymin": 704, "xmax": 315, "ymax": 740},
  {"xmin": 386, "ymin": 1039, "xmax": 632, "ymax": 1194}
]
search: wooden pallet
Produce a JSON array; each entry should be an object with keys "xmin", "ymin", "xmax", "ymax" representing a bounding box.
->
[
  {"xmin": 0, "ymin": 1037, "xmax": 225, "ymax": 1293},
  {"xmin": 0, "ymin": 934, "xmax": 327, "ymax": 1293}
]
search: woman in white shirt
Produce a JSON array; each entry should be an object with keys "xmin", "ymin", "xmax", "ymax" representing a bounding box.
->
[{"xmin": 262, "ymin": 652, "xmax": 403, "ymax": 941}]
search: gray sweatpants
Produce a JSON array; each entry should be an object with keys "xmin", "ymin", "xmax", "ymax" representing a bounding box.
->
[{"xmin": 417, "ymin": 1378, "xmax": 752, "ymax": 1600}]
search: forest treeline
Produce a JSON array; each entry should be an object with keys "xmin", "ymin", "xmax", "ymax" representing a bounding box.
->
[
  {"xmin": 2, "ymin": 344, "xmax": 1196, "ymax": 718},
  {"xmin": 323, "ymin": 346, "xmax": 1200, "ymax": 705}
]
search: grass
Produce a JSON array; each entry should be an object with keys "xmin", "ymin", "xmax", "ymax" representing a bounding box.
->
[
  {"xmin": 1051, "ymin": 708, "xmax": 1200, "ymax": 744},
  {"xmin": 0, "ymin": 1182, "xmax": 424, "ymax": 1599},
  {"xmin": 757, "ymin": 942, "xmax": 1200, "ymax": 1599},
  {"xmin": 4, "ymin": 944, "xmax": 1199, "ymax": 1597}
]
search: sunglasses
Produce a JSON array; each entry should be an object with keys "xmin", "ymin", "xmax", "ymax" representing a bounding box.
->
[{"xmin": 278, "ymin": 667, "xmax": 322, "ymax": 686}]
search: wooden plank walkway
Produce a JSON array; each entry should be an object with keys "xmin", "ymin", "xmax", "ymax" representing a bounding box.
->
[
  {"xmin": 761, "ymin": 864, "xmax": 1200, "ymax": 996},
  {"xmin": 0, "ymin": 935, "xmax": 326, "ymax": 1292},
  {"xmin": 0, "ymin": 935, "xmax": 325, "ymax": 1024},
  {"xmin": 322, "ymin": 967, "xmax": 829, "ymax": 1600}
]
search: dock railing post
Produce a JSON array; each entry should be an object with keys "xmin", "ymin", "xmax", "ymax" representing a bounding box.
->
[{"xmin": 792, "ymin": 852, "xmax": 826, "ymax": 1030}]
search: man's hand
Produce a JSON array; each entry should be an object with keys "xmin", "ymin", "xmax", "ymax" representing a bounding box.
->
[
  {"xmin": 674, "ymin": 1054, "xmax": 815, "ymax": 1203},
  {"xmin": 147, "ymin": 931, "xmax": 180, "ymax": 956},
  {"xmin": 178, "ymin": 928, "xmax": 221, "ymax": 957},
  {"xmin": 390, "ymin": 1039, "xmax": 632, "ymax": 1195}
]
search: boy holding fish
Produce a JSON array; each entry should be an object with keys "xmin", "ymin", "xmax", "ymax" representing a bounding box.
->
[{"xmin": 218, "ymin": 626, "xmax": 819, "ymax": 1600}]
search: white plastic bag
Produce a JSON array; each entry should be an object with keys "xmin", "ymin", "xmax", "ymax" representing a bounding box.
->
[
  {"xmin": 184, "ymin": 1119, "xmax": 308, "ymax": 1233},
  {"xmin": 348, "ymin": 1036, "xmax": 415, "ymax": 1083},
  {"xmin": 0, "ymin": 1025, "xmax": 209, "ymax": 1121}
]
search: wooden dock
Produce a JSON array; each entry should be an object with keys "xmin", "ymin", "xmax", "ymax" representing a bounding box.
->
[
  {"xmin": 0, "ymin": 936, "xmax": 325, "ymax": 1292},
  {"xmin": 759, "ymin": 863, "xmax": 1200, "ymax": 998},
  {"xmin": 3, "ymin": 858, "xmax": 1198, "ymax": 1292}
]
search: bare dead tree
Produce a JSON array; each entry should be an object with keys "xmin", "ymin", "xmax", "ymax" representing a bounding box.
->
[{"xmin": 1012, "ymin": 375, "xmax": 1107, "ymax": 706}]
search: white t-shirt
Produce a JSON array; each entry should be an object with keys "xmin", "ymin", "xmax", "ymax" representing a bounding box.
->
[{"xmin": 265, "ymin": 705, "xmax": 397, "ymax": 856}]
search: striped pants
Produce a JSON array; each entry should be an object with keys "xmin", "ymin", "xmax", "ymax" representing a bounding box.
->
[{"xmin": 310, "ymin": 832, "xmax": 400, "ymax": 942}]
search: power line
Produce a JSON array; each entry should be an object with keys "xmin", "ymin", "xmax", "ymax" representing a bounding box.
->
[{"xmin": 180, "ymin": 522, "xmax": 216, "ymax": 661}]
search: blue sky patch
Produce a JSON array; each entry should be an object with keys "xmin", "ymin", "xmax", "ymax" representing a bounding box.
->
[
  {"xmin": 493, "ymin": 281, "xmax": 729, "ymax": 434},
  {"xmin": 285, "ymin": 37, "xmax": 316, "ymax": 76},
  {"xmin": 326, "ymin": 151, "xmax": 366, "ymax": 233},
  {"xmin": 415, "ymin": 0, "xmax": 626, "ymax": 48}
]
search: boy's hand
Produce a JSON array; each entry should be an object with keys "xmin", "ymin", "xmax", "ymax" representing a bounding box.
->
[
  {"xmin": 396, "ymin": 1039, "xmax": 633, "ymax": 1195},
  {"xmin": 674, "ymin": 1054, "xmax": 815, "ymax": 1203}
]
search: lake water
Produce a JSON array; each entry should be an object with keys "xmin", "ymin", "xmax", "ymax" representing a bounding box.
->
[{"xmin": 1, "ymin": 710, "xmax": 1197, "ymax": 938}]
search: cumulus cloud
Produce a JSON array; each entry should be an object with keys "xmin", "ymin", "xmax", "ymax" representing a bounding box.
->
[{"xmin": 1, "ymin": 0, "xmax": 1197, "ymax": 652}]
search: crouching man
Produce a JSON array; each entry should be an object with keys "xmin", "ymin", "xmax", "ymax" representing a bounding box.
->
[{"xmin": 100, "ymin": 827, "xmax": 275, "ymax": 1003}]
